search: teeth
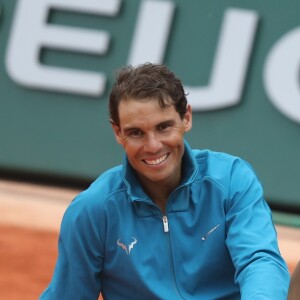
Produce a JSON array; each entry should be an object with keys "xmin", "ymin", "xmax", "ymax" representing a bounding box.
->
[{"xmin": 144, "ymin": 154, "xmax": 168, "ymax": 165}]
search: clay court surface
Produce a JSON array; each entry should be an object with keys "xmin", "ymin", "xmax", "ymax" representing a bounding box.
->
[{"xmin": 0, "ymin": 179, "xmax": 299, "ymax": 300}]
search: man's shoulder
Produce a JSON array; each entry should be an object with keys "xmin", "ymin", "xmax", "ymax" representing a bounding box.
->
[
  {"xmin": 61, "ymin": 165, "xmax": 128, "ymax": 227},
  {"xmin": 192, "ymin": 148, "xmax": 241, "ymax": 167},
  {"xmin": 73, "ymin": 164, "xmax": 127, "ymax": 206},
  {"xmin": 192, "ymin": 148, "xmax": 254, "ymax": 183}
]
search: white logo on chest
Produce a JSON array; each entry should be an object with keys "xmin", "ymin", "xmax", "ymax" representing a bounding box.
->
[{"xmin": 117, "ymin": 237, "xmax": 137, "ymax": 255}]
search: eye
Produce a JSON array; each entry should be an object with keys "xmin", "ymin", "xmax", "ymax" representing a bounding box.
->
[
  {"xmin": 157, "ymin": 123, "xmax": 170, "ymax": 131},
  {"xmin": 129, "ymin": 130, "xmax": 143, "ymax": 137}
]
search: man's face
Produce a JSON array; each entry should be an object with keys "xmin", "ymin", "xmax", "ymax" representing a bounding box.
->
[{"xmin": 112, "ymin": 97, "xmax": 192, "ymax": 188}]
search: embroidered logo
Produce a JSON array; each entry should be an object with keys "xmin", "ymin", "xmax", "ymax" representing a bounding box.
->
[
  {"xmin": 201, "ymin": 224, "xmax": 220, "ymax": 241},
  {"xmin": 117, "ymin": 237, "xmax": 137, "ymax": 255}
]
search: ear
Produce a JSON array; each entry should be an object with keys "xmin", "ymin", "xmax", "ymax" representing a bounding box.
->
[
  {"xmin": 183, "ymin": 104, "xmax": 192, "ymax": 133},
  {"xmin": 111, "ymin": 123, "xmax": 123, "ymax": 145}
]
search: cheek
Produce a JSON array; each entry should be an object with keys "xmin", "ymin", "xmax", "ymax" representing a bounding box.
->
[
  {"xmin": 122, "ymin": 139, "xmax": 141, "ymax": 156},
  {"xmin": 169, "ymin": 127, "xmax": 186, "ymax": 142},
  {"xmin": 120, "ymin": 135, "xmax": 136, "ymax": 148}
]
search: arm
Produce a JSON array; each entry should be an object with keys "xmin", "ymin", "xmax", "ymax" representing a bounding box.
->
[
  {"xmin": 39, "ymin": 191, "xmax": 104, "ymax": 300},
  {"xmin": 225, "ymin": 159, "xmax": 290, "ymax": 299},
  {"xmin": 288, "ymin": 260, "xmax": 300, "ymax": 300}
]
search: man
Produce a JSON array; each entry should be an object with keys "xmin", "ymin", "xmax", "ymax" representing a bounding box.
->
[{"xmin": 40, "ymin": 63, "xmax": 290, "ymax": 299}]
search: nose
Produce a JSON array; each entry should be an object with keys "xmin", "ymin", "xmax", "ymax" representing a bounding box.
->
[{"xmin": 144, "ymin": 133, "xmax": 162, "ymax": 153}]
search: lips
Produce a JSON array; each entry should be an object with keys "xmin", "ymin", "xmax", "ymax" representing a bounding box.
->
[{"xmin": 143, "ymin": 154, "xmax": 169, "ymax": 165}]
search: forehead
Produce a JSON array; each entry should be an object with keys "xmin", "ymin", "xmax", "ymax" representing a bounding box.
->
[{"xmin": 118, "ymin": 97, "xmax": 179, "ymax": 128}]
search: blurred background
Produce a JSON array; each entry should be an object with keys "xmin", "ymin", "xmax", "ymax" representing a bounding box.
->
[{"xmin": 0, "ymin": 0, "xmax": 299, "ymax": 299}]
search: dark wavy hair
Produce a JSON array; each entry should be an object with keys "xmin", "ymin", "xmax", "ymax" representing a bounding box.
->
[{"xmin": 109, "ymin": 63, "xmax": 188, "ymax": 126}]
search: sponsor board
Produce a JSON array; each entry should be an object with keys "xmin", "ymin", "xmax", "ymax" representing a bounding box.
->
[{"xmin": 0, "ymin": 0, "xmax": 299, "ymax": 208}]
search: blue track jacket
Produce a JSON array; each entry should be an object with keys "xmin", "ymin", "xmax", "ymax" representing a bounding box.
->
[{"xmin": 40, "ymin": 141, "xmax": 290, "ymax": 299}]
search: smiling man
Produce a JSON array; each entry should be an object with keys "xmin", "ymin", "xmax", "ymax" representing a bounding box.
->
[
  {"xmin": 40, "ymin": 63, "xmax": 290, "ymax": 299},
  {"xmin": 112, "ymin": 96, "xmax": 191, "ymax": 213}
]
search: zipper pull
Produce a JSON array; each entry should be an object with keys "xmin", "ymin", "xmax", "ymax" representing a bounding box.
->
[{"xmin": 162, "ymin": 216, "xmax": 169, "ymax": 233}]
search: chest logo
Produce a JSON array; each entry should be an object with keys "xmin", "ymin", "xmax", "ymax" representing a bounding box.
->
[
  {"xmin": 117, "ymin": 237, "xmax": 137, "ymax": 255},
  {"xmin": 201, "ymin": 224, "xmax": 220, "ymax": 241}
]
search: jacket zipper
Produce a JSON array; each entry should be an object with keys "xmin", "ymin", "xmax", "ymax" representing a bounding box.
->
[
  {"xmin": 162, "ymin": 215, "xmax": 184, "ymax": 299},
  {"xmin": 162, "ymin": 215, "xmax": 169, "ymax": 232}
]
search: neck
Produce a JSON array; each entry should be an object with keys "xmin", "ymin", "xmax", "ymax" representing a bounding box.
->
[{"xmin": 138, "ymin": 176, "xmax": 181, "ymax": 215}]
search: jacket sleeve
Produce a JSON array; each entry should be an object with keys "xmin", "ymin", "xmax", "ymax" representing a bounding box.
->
[
  {"xmin": 225, "ymin": 159, "xmax": 290, "ymax": 299},
  {"xmin": 39, "ymin": 191, "xmax": 104, "ymax": 300}
]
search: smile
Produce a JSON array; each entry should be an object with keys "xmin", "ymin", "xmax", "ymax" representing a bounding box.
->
[{"xmin": 143, "ymin": 154, "xmax": 169, "ymax": 166}]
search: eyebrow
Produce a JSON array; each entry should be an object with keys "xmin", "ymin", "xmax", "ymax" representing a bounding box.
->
[{"xmin": 156, "ymin": 120, "xmax": 176, "ymax": 128}]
